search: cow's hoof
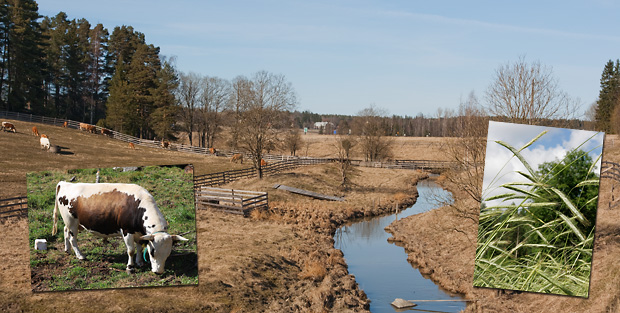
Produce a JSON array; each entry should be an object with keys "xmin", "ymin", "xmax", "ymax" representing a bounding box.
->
[{"xmin": 126, "ymin": 268, "xmax": 135, "ymax": 274}]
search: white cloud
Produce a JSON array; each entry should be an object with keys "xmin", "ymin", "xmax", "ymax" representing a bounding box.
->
[{"xmin": 482, "ymin": 122, "xmax": 604, "ymax": 208}]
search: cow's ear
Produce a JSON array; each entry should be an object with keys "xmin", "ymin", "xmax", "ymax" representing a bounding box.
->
[
  {"xmin": 140, "ymin": 234, "xmax": 155, "ymax": 241},
  {"xmin": 171, "ymin": 235, "xmax": 189, "ymax": 242}
]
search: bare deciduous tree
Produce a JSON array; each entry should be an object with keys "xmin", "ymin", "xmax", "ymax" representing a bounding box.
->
[
  {"xmin": 356, "ymin": 105, "xmax": 393, "ymax": 162},
  {"xmin": 234, "ymin": 71, "xmax": 297, "ymax": 178},
  {"xmin": 485, "ymin": 56, "xmax": 580, "ymax": 125},
  {"xmin": 283, "ymin": 128, "xmax": 303, "ymax": 156},
  {"xmin": 437, "ymin": 91, "xmax": 489, "ymax": 238},
  {"xmin": 198, "ymin": 76, "xmax": 229, "ymax": 149},
  {"xmin": 176, "ymin": 72, "xmax": 201, "ymax": 146},
  {"xmin": 334, "ymin": 135, "xmax": 358, "ymax": 190}
]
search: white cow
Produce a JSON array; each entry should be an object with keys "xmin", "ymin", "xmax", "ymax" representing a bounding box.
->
[
  {"xmin": 52, "ymin": 182, "xmax": 188, "ymax": 274},
  {"xmin": 40, "ymin": 137, "xmax": 50, "ymax": 150}
]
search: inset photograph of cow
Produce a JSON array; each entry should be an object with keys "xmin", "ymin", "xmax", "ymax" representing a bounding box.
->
[
  {"xmin": 474, "ymin": 121, "xmax": 604, "ymax": 297},
  {"xmin": 27, "ymin": 164, "xmax": 197, "ymax": 292}
]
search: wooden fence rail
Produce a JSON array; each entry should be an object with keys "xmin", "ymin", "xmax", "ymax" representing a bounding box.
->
[
  {"xmin": 194, "ymin": 158, "xmax": 334, "ymax": 188},
  {"xmin": 601, "ymin": 161, "xmax": 620, "ymax": 210},
  {"xmin": 0, "ymin": 196, "xmax": 28, "ymax": 220},
  {"xmin": 195, "ymin": 187, "xmax": 268, "ymax": 216}
]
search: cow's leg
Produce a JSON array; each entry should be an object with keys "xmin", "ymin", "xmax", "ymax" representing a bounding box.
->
[
  {"xmin": 135, "ymin": 241, "xmax": 145, "ymax": 268},
  {"xmin": 122, "ymin": 231, "xmax": 137, "ymax": 273},
  {"xmin": 63, "ymin": 226, "xmax": 71, "ymax": 253},
  {"xmin": 66, "ymin": 223, "xmax": 86, "ymax": 260}
]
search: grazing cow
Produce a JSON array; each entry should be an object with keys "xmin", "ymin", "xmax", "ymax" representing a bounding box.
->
[
  {"xmin": 32, "ymin": 126, "xmax": 39, "ymax": 136},
  {"xmin": 40, "ymin": 134, "xmax": 49, "ymax": 139},
  {"xmin": 79, "ymin": 123, "xmax": 88, "ymax": 131},
  {"xmin": 1, "ymin": 122, "xmax": 16, "ymax": 133},
  {"xmin": 230, "ymin": 153, "xmax": 243, "ymax": 164},
  {"xmin": 260, "ymin": 159, "xmax": 268, "ymax": 166},
  {"xmin": 40, "ymin": 137, "xmax": 50, "ymax": 150},
  {"xmin": 101, "ymin": 128, "xmax": 112, "ymax": 137},
  {"xmin": 63, "ymin": 121, "xmax": 68, "ymax": 128},
  {"xmin": 52, "ymin": 182, "xmax": 188, "ymax": 274},
  {"xmin": 128, "ymin": 142, "xmax": 136, "ymax": 150},
  {"xmin": 86, "ymin": 125, "xmax": 96, "ymax": 133},
  {"xmin": 209, "ymin": 147, "xmax": 216, "ymax": 155}
]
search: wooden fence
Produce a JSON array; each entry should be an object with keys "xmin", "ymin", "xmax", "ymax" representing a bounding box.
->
[
  {"xmin": 350, "ymin": 159, "xmax": 456, "ymax": 171},
  {"xmin": 0, "ymin": 196, "xmax": 27, "ymax": 220},
  {"xmin": 601, "ymin": 161, "xmax": 620, "ymax": 210},
  {"xmin": 194, "ymin": 158, "xmax": 334, "ymax": 188},
  {"xmin": 0, "ymin": 111, "xmax": 214, "ymax": 153},
  {"xmin": 195, "ymin": 187, "xmax": 268, "ymax": 216}
]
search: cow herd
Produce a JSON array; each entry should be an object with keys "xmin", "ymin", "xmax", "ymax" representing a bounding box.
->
[
  {"xmin": 4, "ymin": 120, "xmax": 269, "ymax": 166},
  {"xmin": 1, "ymin": 120, "xmax": 118, "ymax": 153}
]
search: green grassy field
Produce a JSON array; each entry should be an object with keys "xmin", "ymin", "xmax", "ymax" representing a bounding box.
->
[{"xmin": 27, "ymin": 165, "xmax": 198, "ymax": 291}]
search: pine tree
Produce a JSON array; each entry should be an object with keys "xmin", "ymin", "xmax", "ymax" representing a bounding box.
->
[
  {"xmin": 126, "ymin": 43, "xmax": 159, "ymax": 138},
  {"xmin": 105, "ymin": 26, "xmax": 170, "ymax": 139},
  {"xmin": 105, "ymin": 61, "xmax": 131, "ymax": 133},
  {"xmin": 150, "ymin": 56, "xmax": 178, "ymax": 140},
  {"xmin": 595, "ymin": 59, "xmax": 620, "ymax": 133},
  {"xmin": 1, "ymin": 0, "xmax": 45, "ymax": 112},
  {"xmin": 87, "ymin": 23, "xmax": 109, "ymax": 124}
]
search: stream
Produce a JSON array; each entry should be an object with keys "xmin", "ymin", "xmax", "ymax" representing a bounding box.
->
[{"xmin": 334, "ymin": 179, "xmax": 466, "ymax": 313}]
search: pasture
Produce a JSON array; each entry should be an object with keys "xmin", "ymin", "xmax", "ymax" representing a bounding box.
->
[
  {"xmin": 27, "ymin": 165, "xmax": 197, "ymax": 291},
  {"xmin": 0, "ymin": 117, "xmax": 448, "ymax": 312},
  {"xmin": 0, "ymin": 119, "xmax": 247, "ymax": 198}
]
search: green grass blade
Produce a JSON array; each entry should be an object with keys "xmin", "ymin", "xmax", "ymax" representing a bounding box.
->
[
  {"xmin": 557, "ymin": 213, "xmax": 586, "ymax": 242},
  {"xmin": 549, "ymin": 187, "xmax": 590, "ymax": 227}
]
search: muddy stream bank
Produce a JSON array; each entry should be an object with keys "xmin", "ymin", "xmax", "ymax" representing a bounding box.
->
[{"xmin": 334, "ymin": 179, "xmax": 466, "ymax": 312}]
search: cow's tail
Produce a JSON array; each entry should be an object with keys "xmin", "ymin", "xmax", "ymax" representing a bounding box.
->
[{"xmin": 52, "ymin": 183, "xmax": 60, "ymax": 236}]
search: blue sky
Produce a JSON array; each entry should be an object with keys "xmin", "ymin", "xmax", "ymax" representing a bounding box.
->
[
  {"xmin": 37, "ymin": 1, "xmax": 620, "ymax": 117},
  {"xmin": 482, "ymin": 121, "xmax": 604, "ymax": 207}
]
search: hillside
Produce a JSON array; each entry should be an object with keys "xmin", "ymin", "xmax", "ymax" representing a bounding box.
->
[{"xmin": 0, "ymin": 119, "xmax": 246, "ymax": 198}]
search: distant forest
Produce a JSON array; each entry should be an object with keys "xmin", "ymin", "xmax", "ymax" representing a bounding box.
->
[{"xmin": 0, "ymin": 1, "xmax": 600, "ymax": 143}]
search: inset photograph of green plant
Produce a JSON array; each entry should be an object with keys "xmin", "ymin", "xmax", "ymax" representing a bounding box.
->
[
  {"xmin": 474, "ymin": 121, "xmax": 604, "ymax": 297},
  {"xmin": 27, "ymin": 164, "xmax": 197, "ymax": 292}
]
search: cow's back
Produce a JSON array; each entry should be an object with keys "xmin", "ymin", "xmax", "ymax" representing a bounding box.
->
[{"xmin": 56, "ymin": 182, "xmax": 164, "ymax": 236}]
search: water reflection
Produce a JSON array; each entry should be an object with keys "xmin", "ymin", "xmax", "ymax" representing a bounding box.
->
[{"xmin": 334, "ymin": 180, "xmax": 465, "ymax": 313}]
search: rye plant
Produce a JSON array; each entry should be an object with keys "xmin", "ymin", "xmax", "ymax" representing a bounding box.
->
[{"xmin": 473, "ymin": 130, "xmax": 601, "ymax": 297}]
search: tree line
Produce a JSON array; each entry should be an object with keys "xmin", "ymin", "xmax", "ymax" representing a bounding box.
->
[{"xmin": 1, "ymin": 1, "xmax": 615, "ymax": 148}]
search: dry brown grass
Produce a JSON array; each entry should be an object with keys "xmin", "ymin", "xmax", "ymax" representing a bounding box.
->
[
  {"xmin": 183, "ymin": 126, "xmax": 451, "ymax": 160},
  {"xmin": 0, "ymin": 119, "xmax": 246, "ymax": 198},
  {"xmin": 2, "ymin": 118, "xmax": 437, "ymax": 312},
  {"xmin": 299, "ymin": 260, "xmax": 328, "ymax": 282}
]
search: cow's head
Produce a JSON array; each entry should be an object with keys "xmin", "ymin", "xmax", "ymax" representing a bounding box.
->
[{"xmin": 140, "ymin": 232, "xmax": 188, "ymax": 274}]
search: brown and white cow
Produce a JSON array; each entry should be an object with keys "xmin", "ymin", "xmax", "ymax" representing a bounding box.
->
[
  {"xmin": 101, "ymin": 128, "xmax": 112, "ymax": 137},
  {"xmin": 79, "ymin": 122, "xmax": 88, "ymax": 131},
  {"xmin": 40, "ymin": 137, "xmax": 50, "ymax": 150},
  {"xmin": 1, "ymin": 122, "xmax": 16, "ymax": 133},
  {"xmin": 52, "ymin": 182, "xmax": 188, "ymax": 274}
]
